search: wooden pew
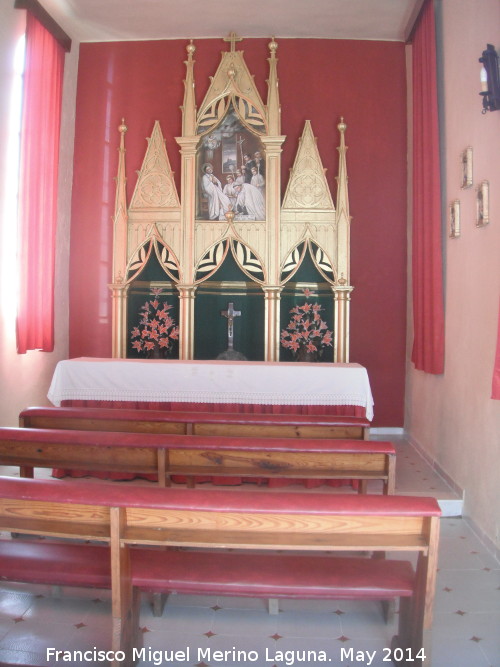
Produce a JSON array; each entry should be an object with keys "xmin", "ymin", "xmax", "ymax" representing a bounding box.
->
[
  {"xmin": 0, "ymin": 426, "xmax": 395, "ymax": 493},
  {"xmin": 0, "ymin": 477, "xmax": 440, "ymax": 667},
  {"xmin": 19, "ymin": 405, "xmax": 371, "ymax": 439}
]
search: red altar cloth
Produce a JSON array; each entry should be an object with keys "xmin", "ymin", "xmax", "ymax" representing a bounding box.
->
[{"xmin": 61, "ymin": 399, "xmax": 365, "ymax": 416}]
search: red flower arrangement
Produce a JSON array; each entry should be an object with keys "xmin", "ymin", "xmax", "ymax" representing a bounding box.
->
[
  {"xmin": 130, "ymin": 288, "xmax": 179, "ymax": 356},
  {"xmin": 280, "ymin": 288, "xmax": 333, "ymax": 359}
]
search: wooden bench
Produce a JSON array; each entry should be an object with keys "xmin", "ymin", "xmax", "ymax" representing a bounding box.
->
[
  {"xmin": 0, "ymin": 476, "xmax": 440, "ymax": 667},
  {"xmin": 20, "ymin": 405, "xmax": 371, "ymax": 439},
  {"xmin": 0, "ymin": 426, "xmax": 395, "ymax": 493}
]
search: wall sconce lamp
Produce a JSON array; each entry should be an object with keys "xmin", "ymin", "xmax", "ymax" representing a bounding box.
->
[{"xmin": 479, "ymin": 44, "xmax": 500, "ymax": 113}]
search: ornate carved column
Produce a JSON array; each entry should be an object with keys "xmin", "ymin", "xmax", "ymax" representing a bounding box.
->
[
  {"xmin": 175, "ymin": 136, "xmax": 198, "ymax": 360},
  {"xmin": 109, "ymin": 119, "xmax": 129, "ymax": 358},
  {"xmin": 335, "ymin": 118, "xmax": 351, "ymax": 286},
  {"xmin": 177, "ymin": 284, "xmax": 196, "ymax": 360},
  {"xmin": 109, "ymin": 282, "xmax": 129, "ymax": 358},
  {"xmin": 263, "ymin": 286, "xmax": 282, "ymax": 362},
  {"xmin": 174, "ymin": 41, "xmax": 199, "ymax": 361},
  {"xmin": 262, "ymin": 134, "xmax": 285, "ymax": 362},
  {"xmin": 334, "ymin": 118, "xmax": 353, "ymax": 363},
  {"xmin": 333, "ymin": 280, "xmax": 353, "ymax": 362},
  {"xmin": 261, "ymin": 38, "xmax": 286, "ymax": 363}
]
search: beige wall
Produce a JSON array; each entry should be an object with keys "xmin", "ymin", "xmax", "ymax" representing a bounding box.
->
[
  {"xmin": 406, "ymin": 0, "xmax": 500, "ymax": 552},
  {"xmin": 0, "ymin": 3, "xmax": 77, "ymax": 427}
]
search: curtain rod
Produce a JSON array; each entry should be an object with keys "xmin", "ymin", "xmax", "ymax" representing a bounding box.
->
[
  {"xmin": 14, "ymin": 0, "xmax": 72, "ymax": 52},
  {"xmin": 405, "ymin": 0, "xmax": 430, "ymax": 44}
]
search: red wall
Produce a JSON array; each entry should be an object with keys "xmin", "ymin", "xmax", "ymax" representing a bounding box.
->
[{"xmin": 70, "ymin": 38, "xmax": 407, "ymax": 426}]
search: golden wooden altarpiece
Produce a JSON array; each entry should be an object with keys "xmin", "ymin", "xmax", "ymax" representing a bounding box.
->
[{"xmin": 109, "ymin": 35, "xmax": 353, "ymax": 362}]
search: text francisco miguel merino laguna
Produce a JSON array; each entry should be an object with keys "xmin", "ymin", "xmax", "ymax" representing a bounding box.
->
[{"xmin": 45, "ymin": 645, "xmax": 385, "ymax": 665}]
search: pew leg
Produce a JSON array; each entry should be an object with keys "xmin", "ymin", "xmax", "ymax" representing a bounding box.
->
[
  {"xmin": 381, "ymin": 598, "xmax": 396, "ymax": 623},
  {"xmin": 397, "ymin": 596, "xmax": 412, "ymax": 645},
  {"xmin": 372, "ymin": 545, "xmax": 391, "ymax": 621},
  {"xmin": 152, "ymin": 591, "xmax": 168, "ymax": 617},
  {"xmin": 390, "ymin": 596, "xmax": 429, "ymax": 666},
  {"xmin": 403, "ymin": 548, "xmax": 436, "ymax": 665},
  {"xmin": 268, "ymin": 598, "xmax": 279, "ymax": 615},
  {"xmin": 110, "ymin": 507, "xmax": 142, "ymax": 667},
  {"xmin": 358, "ymin": 480, "xmax": 368, "ymax": 494},
  {"xmin": 112, "ymin": 587, "xmax": 142, "ymax": 667},
  {"xmin": 386, "ymin": 456, "xmax": 396, "ymax": 495},
  {"xmin": 390, "ymin": 634, "xmax": 429, "ymax": 667},
  {"xmin": 390, "ymin": 597, "xmax": 411, "ymax": 664}
]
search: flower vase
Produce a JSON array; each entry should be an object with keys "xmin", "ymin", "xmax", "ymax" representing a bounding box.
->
[{"xmin": 296, "ymin": 347, "xmax": 318, "ymax": 363}]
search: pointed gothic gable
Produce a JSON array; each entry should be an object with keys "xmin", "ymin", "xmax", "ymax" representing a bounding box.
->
[
  {"xmin": 129, "ymin": 121, "xmax": 180, "ymax": 211},
  {"xmin": 196, "ymin": 47, "xmax": 268, "ymax": 136},
  {"xmin": 282, "ymin": 121, "xmax": 335, "ymax": 211}
]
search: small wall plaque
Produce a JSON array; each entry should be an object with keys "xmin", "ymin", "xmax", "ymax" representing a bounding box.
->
[
  {"xmin": 449, "ymin": 199, "xmax": 460, "ymax": 238},
  {"xmin": 460, "ymin": 146, "xmax": 473, "ymax": 189},
  {"xmin": 476, "ymin": 180, "xmax": 489, "ymax": 227}
]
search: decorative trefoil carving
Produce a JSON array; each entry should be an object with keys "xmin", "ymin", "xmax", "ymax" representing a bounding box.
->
[{"xmin": 129, "ymin": 122, "xmax": 180, "ymax": 210}]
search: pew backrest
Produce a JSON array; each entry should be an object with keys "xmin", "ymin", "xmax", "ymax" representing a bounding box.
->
[
  {"xmin": 0, "ymin": 475, "xmax": 439, "ymax": 560},
  {"xmin": 1, "ymin": 426, "xmax": 395, "ymax": 492},
  {"xmin": 20, "ymin": 405, "xmax": 370, "ymax": 439}
]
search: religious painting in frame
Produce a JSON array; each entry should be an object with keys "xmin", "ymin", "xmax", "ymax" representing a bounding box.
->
[
  {"xmin": 196, "ymin": 104, "xmax": 266, "ymax": 222},
  {"xmin": 460, "ymin": 146, "xmax": 473, "ymax": 189},
  {"xmin": 449, "ymin": 199, "xmax": 460, "ymax": 238},
  {"xmin": 476, "ymin": 180, "xmax": 489, "ymax": 227}
]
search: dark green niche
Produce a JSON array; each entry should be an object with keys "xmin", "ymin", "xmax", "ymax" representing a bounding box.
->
[
  {"xmin": 126, "ymin": 250, "xmax": 179, "ymax": 359},
  {"xmin": 280, "ymin": 250, "xmax": 334, "ymax": 363},
  {"xmin": 194, "ymin": 251, "xmax": 264, "ymax": 361}
]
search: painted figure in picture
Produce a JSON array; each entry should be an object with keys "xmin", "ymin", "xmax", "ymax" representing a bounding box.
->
[
  {"xmin": 223, "ymin": 175, "xmax": 239, "ymax": 211},
  {"xmin": 201, "ymin": 163, "xmax": 231, "ymax": 220},
  {"xmin": 241, "ymin": 150, "xmax": 265, "ymax": 183},
  {"xmin": 253, "ymin": 150, "xmax": 265, "ymax": 177},
  {"xmin": 241, "ymin": 153, "xmax": 253, "ymax": 183},
  {"xmin": 251, "ymin": 166, "xmax": 265, "ymax": 196},
  {"xmin": 236, "ymin": 180, "xmax": 265, "ymax": 220}
]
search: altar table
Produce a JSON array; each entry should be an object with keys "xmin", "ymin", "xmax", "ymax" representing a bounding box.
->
[{"xmin": 48, "ymin": 358, "xmax": 374, "ymax": 421}]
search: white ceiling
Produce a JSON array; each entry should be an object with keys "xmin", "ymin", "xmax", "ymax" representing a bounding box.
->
[{"xmin": 38, "ymin": 0, "xmax": 423, "ymax": 44}]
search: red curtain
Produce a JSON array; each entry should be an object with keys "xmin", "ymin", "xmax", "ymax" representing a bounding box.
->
[
  {"xmin": 16, "ymin": 12, "xmax": 65, "ymax": 353},
  {"xmin": 492, "ymin": 299, "xmax": 500, "ymax": 399},
  {"xmin": 410, "ymin": 0, "xmax": 445, "ymax": 374}
]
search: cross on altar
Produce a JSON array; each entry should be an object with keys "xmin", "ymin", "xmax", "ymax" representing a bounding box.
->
[
  {"xmin": 221, "ymin": 302, "xmax": 241, "ymax": 352},
  {"xmin": 224, "ymin": 32, "xmax": 242, "ymax": 52}
]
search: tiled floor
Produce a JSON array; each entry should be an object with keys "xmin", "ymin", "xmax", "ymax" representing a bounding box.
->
[{"xmin": 0, "ymin": 439, "xmax": 498, "ymax": 667}]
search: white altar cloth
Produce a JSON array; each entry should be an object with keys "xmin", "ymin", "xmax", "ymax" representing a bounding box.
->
[{"xmin": 48, "ymin": 358, "xmax": 374, "ymax": 420}]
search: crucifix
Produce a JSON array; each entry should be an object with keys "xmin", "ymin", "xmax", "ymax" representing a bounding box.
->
[
  {"xmin": 236, "ymin": 134, "xmax": 245, "ymax": 168},
  {"xmin": 223, "ymin": 32, "xmax": 243, "ymax": 53},
  {"xmin": 221, "ymin": 302, "xmax": 241, "ymax": 352}
]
